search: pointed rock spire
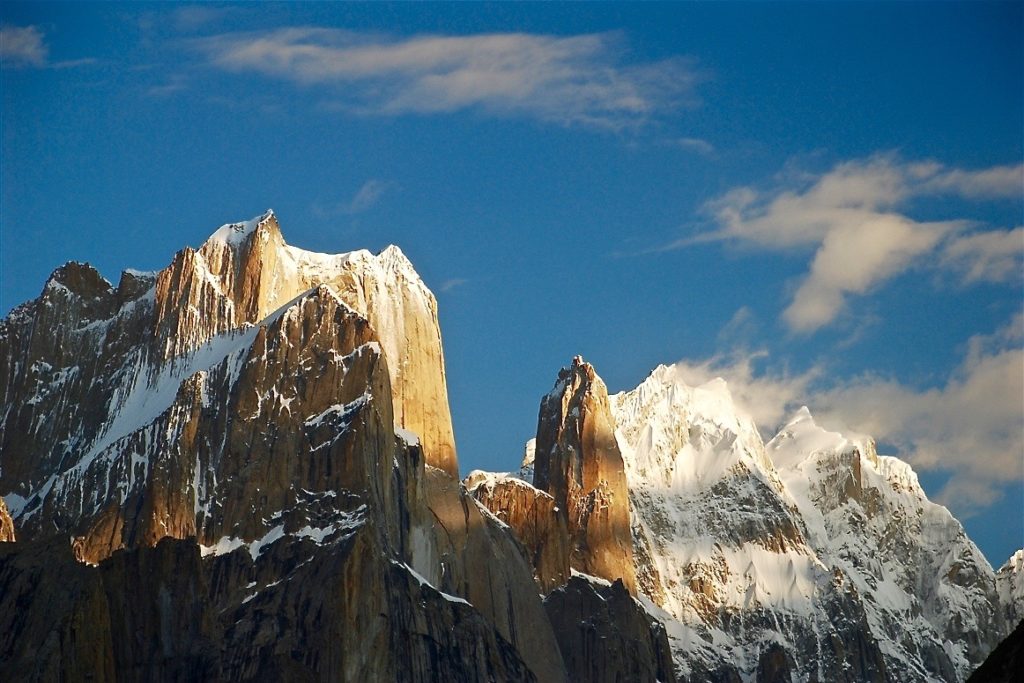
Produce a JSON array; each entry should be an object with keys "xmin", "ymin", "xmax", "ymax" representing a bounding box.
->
[{"xmin": 534, "ymin": 356, "xmax": 637, "ymax": 594}]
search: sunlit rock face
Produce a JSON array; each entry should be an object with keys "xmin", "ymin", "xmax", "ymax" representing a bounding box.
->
[
  {"xmin": 533, "ymin": 356, "xmax": 638, "ymax": 594},
  {"xmin": 466, "ymin": 470, "xmax": 571, "ymax": 593},
  {"xmin": 0, "ymin": 498, "xmax": 13, "ymax": 542}
]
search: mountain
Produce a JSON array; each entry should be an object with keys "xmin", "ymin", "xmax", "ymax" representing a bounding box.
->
[
  {"xmin": 473, "ymin": 359, "xmax": 1018, "ymax": 682},
  {"xmin": 0, "ymin": 212, "xmax": 565, "ymax": 681},
  {"xmin": 1, "ymin": 212, "xmax": 1018, "ymax": 682}
]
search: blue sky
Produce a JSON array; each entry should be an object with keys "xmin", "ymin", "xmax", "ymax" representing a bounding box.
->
[{"xmin": 1, "ymin": 2, "xmax": 1021, "ymax": 566}]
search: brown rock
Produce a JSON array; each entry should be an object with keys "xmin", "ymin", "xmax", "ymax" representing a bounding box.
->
[
  {"xmin": 414, "ymin": 467, "xmax": 568, "ymax": 683},
  {"xmin": 534, "ymin": 356, "xmax": 637, "ymax": 594},
  {"xmin": 0, "ymin": 537, "xmax": 117, "ymax": 682},
  {"xmin": 0, "ymin": 497, "xmax": 14, "ymax": 542},
  {"xmin": 466, "ymin": 473, "xmax": 571, "ymax": 593}
]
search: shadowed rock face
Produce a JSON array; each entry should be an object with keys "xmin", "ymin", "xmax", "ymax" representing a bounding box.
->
[
  {"xmin": 0, "ymin": 531, "xmax": 539, "ymax": 682},
  {"xmin": 412, "ymin": 468, "xmax": 568, "ymax": 683},
  {"xmin": 967, "ymin": 619, "xmax": 1024, "ymax": 683},
  {"xmin": 534, "ymin": 356, "xmax": 637, "ymax": 594},
  {"xmin": 543, "ymin": 575, "xmax": 677, "ymax": 683}
]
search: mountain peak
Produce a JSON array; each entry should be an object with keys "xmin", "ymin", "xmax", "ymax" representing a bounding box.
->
[{"xmin": 205, "ymin": 209, "xmax": 278, "ymax": 249}]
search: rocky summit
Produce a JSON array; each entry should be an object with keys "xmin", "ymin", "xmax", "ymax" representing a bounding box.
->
[{"xmin": 1, "ymin": 211, "xmax": 1021, "ymax": 682}]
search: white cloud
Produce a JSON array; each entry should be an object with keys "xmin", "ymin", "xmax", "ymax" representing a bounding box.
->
[
  {"xmin": 439, "ymin": 278, "xmax": 468, "ymax": 293},
  {"xmin": 692, "ymin": 155, "xmax": 1023, "ymax": 332},
  {"xmin": 940, "ymin": 227, "xmax": 1024, "ymax": 284},
  {"xmin": 784, "ymin": 215, "xmax": 956, "ymax": 331},
  {"xmin": 193, "ymin": 28, "xmax": 701, "ymax": 129},
  {"xmin": 684, "ymin": 315, "xmax": 1024, "ymax": 516},
  {"xmin": 717, "ymin": 306, "xmax": 759, "ymax": 346},
  {"xmin": 669, "ymin": 137, "xmax": 715, "ymax": 155},
  {"xmin": 923, "ymin": 164, "xmax": 1024, "ymax": 199},
  {"xmin": 313, "ymin": 179, "xmax": 392, "ymax": 218},
  {"xmin": 346, "ymin": 179, "xmax": 389, "ymax": 214},
  {"xmin": 0, "ymin": 25, "xmax": 47, "ymax": 67},
  {"xmin": 0, "ymin": 25, "xmax": 97, "ymax": 70}
]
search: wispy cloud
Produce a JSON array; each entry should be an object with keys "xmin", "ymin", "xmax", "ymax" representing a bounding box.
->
[
  {"xmin": 0, "ymin": 25, "xmax": 97, "ymax": 70},
  {"xmin": 940, "ymin": 226, "xmax": 1024, "ymax": 284},
  {"xmin": 717, "ymin": 305, "xmax": 759, "ymax": 346},
  {"xmin": 191, "ymin": 27, "xmax": 702, "ymax": 129},
  {"xmin": 1, "ymin": 25, "xmax": 47, "ymax": 67},
  {"xmin": 171, "ymin": 6, "xmax": 240, "ymax": 32},
  {"xmin": 146, "ymin": 73, "xmax": 189, "ymax": 97},
  {"xmin": 667, "ymin": 136, "xmax": 715, "ymax": 156},
  {"xmin": 675, "ymin": 313, "xmax": 1024, "ymax": 515},
  {"xmin": 313, "ymin": 179, "xmax": 393, "ymax": 218},
  {"xmin": 438, "ymin": 278, "xmax": 468, "ymax": 293},
  {"xmin": 676, "ymin": 154, "xmax": 1022, "ymax": 332}
]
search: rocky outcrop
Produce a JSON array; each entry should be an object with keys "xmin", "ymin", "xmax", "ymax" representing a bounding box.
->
[
  {"xmin": 0, "ymin": 497, "xmax": 13, "ymax": 542},
  {"xmin": 534, "ymin": 356, "xmax": 637, "ymax": 594},
  {"xmin": 465, "ymin": 471, "xmax": 571, "ymax": 593},
  {"xmin": 543, "ymin": 575, "xmax": 677, "ymax": 683}
]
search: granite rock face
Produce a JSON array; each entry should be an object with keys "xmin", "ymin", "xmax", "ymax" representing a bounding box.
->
[
  {"xmin": 0, "ymin": 530, "xmax": 539, "ymax": 682},
  {"xmin": 465, "ymin": 472, "xmax": 571, "ymax": 593},
  {"xmin": 543, "ymin": 575, "xmax": 677, "ymax": 683},
  {"xmin": 533, "ymin": 356, "xmax": 638, "ymax": 594}
]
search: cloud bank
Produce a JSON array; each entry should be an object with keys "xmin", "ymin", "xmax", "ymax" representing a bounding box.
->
[
  {"xmin": 193, "ymin": 27, "xmax": 701, "ymax": 129},
  {"xmin": 684, "ymin": 155, "xmax": 1022, "ymax": 332}
]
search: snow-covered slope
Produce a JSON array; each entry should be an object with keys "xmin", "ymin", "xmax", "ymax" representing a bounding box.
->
[
  {"xmin": 609, "ymin": 363, "xmax": 1009, "ymax": 682},
  {"xmin": 611, "ymin": 366, "xmax": 887, "ymax": 681},
  {"xmin": 997, "ymin": 550, "xmax": 1024, "ymax": 627},
  {"xmin": 767, "ymin": 408, "xmax": 1006, "ymax": 680}
]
